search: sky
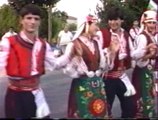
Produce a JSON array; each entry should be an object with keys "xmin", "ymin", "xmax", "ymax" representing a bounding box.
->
[
  {"xmin": 0, "ymin": 0, "xmax": 102, "ymax": 19},
  {"xmin": 55, "ymin": 0, "xmax": 101, "ymax": 18}
]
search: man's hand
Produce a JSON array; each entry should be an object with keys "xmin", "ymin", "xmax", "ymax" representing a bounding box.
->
[
  {"xmin": 109, "ymin": 39, "xmax": 120, "ymax": 53},
  {"xmin": 53, "ymin": 49, "xmax": 62, "ymax": 57},
  {"xmin": 146, "ymin": 43, "xmax": 157, "ymax": 51},
  {"xmin": 142, "ymin": 43, "xmax": 158, "ymax": 61}
]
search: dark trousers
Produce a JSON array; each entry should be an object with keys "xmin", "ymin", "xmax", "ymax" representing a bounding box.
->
[
  {"xmin": 104, "ymin": 78, "xmax": 134, "ymax": 118},
  {"xmin": 5, "ymin": 88, "xmax": 36, "ymax": 118}
]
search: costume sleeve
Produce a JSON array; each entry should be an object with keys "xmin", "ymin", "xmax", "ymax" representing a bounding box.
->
[
  {"xmin": 45, "ymin": 42, "xmax": 74, "ymax": 71},
  {"xmin": 96, "ymin": 31, "xmax": 115, "ymax": 71},
  {"xmin": 97, "ymin": 40, "xmax": 106, "ymax": 69},
  {"xmin": 129, "ymin": 29, "xmax": 136, "ymax": 40},
  {"xmin": 128, "ymin": 36, "xmax": 135, "ymax": 56},
  {"xmin": 0, "ymin": 38, "xmax": 10, "ymax": 71},
  {"xmin": 102, "ymin": 48, "xmax": 115, "ymax": 71},
  {"xmin": 96, "ymin": 31, "xmax": 103, "ymax": 48},
  {"xmin": 130, "ymin": 34, "xmax": 147, "ymax": 60},
  {"xmin": 63, "ymin": 56, "xmax": 86, "ymax": 78}
]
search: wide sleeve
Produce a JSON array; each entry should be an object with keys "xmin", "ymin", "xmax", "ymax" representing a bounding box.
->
[
  {"xmin": 130, "ymin": 34, "xmax": 147, "ymax": 60},
  {"xmin": 45, "ymin": 42, "xmax": 74, "ymax": 71},
  {"xmin": 95, "ymin": 39, "xmax": 111, "ymax": 71},
  {"xmin": 129, "ymin": 29, "xmax": 136, "ymax": 40},
  {"xmin": 128, "ymin": 36, "xmax": 135, "ymax": 56},
  {"xmin": 0, "ymin": 38, "xmax": 10, "ymax": 70},
  {"xmin": 96, "ymin": 31, "xmax": 104, "ymax": 48}
]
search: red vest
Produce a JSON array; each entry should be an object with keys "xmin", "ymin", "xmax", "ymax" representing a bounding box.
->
[
  {"xmin": 73, "ymin": 39, "xmax": 100, "ymax": 71},
  {"xmin": 141, "ymin": 31, "xmax": 153, "ymax": 45},
  {"xmin": 141, "ymin": 31, "xmax": 156, "ymax": 60},
  {"xmin": 6, "ymin": 35, "xmax": 46, "ymax": 78},
  {"xmin": 100, "ymin": 28, "xmax": 132, "ymax": 71}
]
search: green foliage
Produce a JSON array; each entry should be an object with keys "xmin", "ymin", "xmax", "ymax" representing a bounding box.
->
[
  {"xmin": 6, "ymin": 0, "xmax": 67, "ymax": 41},
  {"xmin": 8, "ymin": 0, "xmax": 59, "ymax": 13},
  {"xmin": 51, "ymin": 17, "xmax": 63, "ymax": 43},
  {"xmin": 46, "ymin": 10, "xmax": 67, "ymax": 44},
  {"xmin": 0, "ymin": 4, "xmax": 19, "ymax": 38},
  {"xmin": 38, "ymin": 7, "xmax": 48, "ymax": 38},
  {"xmin": 68, "ymin": 23, "xmax": 77, "ymax": 32},
  {"xmin": 127, "ymin": 0, "xmax": 149, "ymax": 19},
  {"xmin": 97, "ymin": 0, "xmax": 150, "ymax": 31}
]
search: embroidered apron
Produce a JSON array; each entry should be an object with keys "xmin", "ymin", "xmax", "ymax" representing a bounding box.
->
[{"xmin": 74, "ymin": 76, "xmax": 108, "ymax": 118}]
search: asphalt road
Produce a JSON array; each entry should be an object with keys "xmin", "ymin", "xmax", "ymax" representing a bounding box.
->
[{"xmin": 0, "ymin": 69, "xmax": 134, "ymax": 118}]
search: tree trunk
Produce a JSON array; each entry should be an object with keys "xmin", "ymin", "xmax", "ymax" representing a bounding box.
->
[{"xmin": 48, "ymin": 5, "xmax": 52, "ymax": 43}]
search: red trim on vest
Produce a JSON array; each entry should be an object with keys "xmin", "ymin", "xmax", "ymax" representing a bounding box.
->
[
  {"xmin": 73, "ymin": 39, "xmax": 100, "ymax": 71},
  {"xmin": 6, "ymin": 35, "xmax": 46, "ymax": 78},
  {"xmin": 140, "ymin": 31, "xmax": 153, "ymax": 45},
  {"xmin": 140, "ymin": 31, "xmax": 155, "ymax": 60},
  {"xmin": 100, "ymin": 29, "xmax": 132, "ymax": 72}
]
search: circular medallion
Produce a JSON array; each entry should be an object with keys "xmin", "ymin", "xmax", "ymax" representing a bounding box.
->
[{"xmin": 88, "ymin": 98, "xmax": 106, "ymax": 116}]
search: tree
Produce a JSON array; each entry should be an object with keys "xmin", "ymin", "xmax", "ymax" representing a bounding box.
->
[
  {"xmin": 97, "ymin": 0, "xmax": 150, "ymax": 31},
  {"xmin": 7, "ymin": 0, "xmax": 67, "ymax": 42},
  {"xmin": 127, "ymin": 0, "xmax": 149, "ymax": 19},
  {"xmin": 50, "ymin": 10, "xmax": 68, "ymax": 44},
  {"xmin": 0, "ymin": 4, "xmax": 19, "ymax": 38},
  {"xmin": 68, "ymin": 23, "xmax": 77, "ymax": 32},
  {"xmin": 8, "ymin": 0, "xmax": 59, "ymax": 13}
]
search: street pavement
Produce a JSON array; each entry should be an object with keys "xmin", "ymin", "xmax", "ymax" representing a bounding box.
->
[{"xmin": 0, "ymin": 69, "xmax": 134, "ymax": 118}]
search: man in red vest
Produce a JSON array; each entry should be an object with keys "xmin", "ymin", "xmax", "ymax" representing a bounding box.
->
[
  {"xmin": 132, "ymin": 10, "xmax": 158, "ymax": 118},
  {"xmin": 0, "ymin": 3, "xmax": 85, "ymax": 118},
  {"xmin": 99, "ymin": 7, "xmax": 136, "ymax": 118},
  {"xmin": 0, "ymin": 4, "xmax": 57, "ymax": 118}
]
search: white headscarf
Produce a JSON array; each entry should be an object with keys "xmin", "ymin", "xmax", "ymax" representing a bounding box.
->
[
  {"xmin": 139, "ymin": 10, "xmax": 157, "ymax": 34},
  {"xmin": 72, "ymin": 15, "xmax": 98, "ymax": 40}
]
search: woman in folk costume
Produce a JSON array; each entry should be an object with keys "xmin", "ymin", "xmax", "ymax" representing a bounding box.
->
[
  {"xmin": 62, "ymin": 15, "xmax": 119, "ymax": 119},
  {"xmin": 131, "ymin": 10, "xmax": 158, "ymax": 118},
  {"xmin": 129, "ymin": 20, "xmax": 140, "ymax": 68},
  {"xmin": 129, "ymin": 20, "xmax": 140, "ymax": 41}
]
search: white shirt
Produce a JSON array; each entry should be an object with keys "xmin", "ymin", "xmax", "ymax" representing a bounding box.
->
[
  {"xmin": 129, "ymin": 27, "xmax": 139, "ymax": 40},
  {"xmin": 2, "ymin": 31, "xmax": 17, "ymax": 39},
  {"xmin": 58, "ymin": 30, "xmax": 73, "ymax": 45},
  {"xmin": 96, "ymin": 31, "xmax": 103, "ymax": 48},
  {"xmin": 131, "ymin": 31, "xmax": 158, "ymax": 67},
  {"xmin": 0, "ymin": 31, "xmax": 111, "ymax": 78},
  {"xmin": 110, "ymin": 28, "xmax": 134, "ymax": 60},
  {"xmin": 62, "ymin": 35, "xmax": 111, "ymax": 78},
  {"xmin": 0, "ymin": 31, "xmax": 70, "ymax": 77}
]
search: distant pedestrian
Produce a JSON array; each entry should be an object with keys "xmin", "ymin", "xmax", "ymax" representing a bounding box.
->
[{"xmin": 57, "ymin": 25, "xmax": 73, "ymax": 53}]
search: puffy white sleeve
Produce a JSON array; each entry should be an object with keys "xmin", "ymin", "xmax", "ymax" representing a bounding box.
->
[
  {"xmin": 131, "ymin": 34, "xmax": 147, "ymax": 60},
  {"xmin": 94, "ymin": 38, "xmax": 111, "ymax": 71},
  {"xmin": 0, "ymin": 38, "xmax": 10, "ymax": 70},
  {"xmin": 45, "ymin": 42, "xmax": 74, "ymax": 71},
  {"xmin": 128, "ymin": 36, "xmax": 135, "ymax": 56},
  {"xmin": 129, "ymin": 29, "xmax": 136, "ymax": 40},
  {"xmin": 96, "ymin": 31, "xmax": 103, "ymax": 48}
]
